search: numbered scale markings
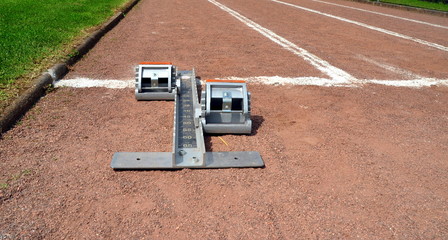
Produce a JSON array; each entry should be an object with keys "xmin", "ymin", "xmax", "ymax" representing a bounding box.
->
[{"xmin": 177, "ymin": 77, "xmax": 197, "ymax": 149}]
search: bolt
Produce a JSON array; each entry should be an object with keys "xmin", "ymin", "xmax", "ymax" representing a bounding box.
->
[{"xmin": 179, "ymin": 150, "xmax": 187, "ymax": 156}]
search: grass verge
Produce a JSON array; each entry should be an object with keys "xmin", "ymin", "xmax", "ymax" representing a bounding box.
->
[
  {"xmin": 0, "ymin": 0, "xmax": 130, "ymax": 112},
  {"xmin": 376, "ymin": 0, "xmax": 448, "ymax": 11}
]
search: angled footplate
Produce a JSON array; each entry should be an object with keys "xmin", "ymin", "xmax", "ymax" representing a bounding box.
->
[
  {"xmin": 134, "ymin": 62, "xmax": 178, "ymax": 100},
  {"xmin": 201, "ymin": 80, "xmax": 252, "ymax": 134},
  {"xmin": 111, "ymin": 63, "xmax": 264, "ymax": 170}
]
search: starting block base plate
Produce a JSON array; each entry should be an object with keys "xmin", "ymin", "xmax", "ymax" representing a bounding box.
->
[
  {"xmin": 111, "ymin": 151, "xmax": 264, "ymax": 170},
  {"xmin": 135, "ymin": 92, "xmax": 175, "ymax": 100}
]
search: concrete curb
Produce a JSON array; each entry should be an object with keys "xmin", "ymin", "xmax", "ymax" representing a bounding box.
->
[
  {"xmin": 347, "ymin": 0, "xmax": 448, "ymax": 17},
  {"xmin": 0, "ymin": 0, "xmax": 140, "ymax": 134}
]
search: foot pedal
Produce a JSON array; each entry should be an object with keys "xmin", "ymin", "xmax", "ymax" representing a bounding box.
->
[
  {"xmin": 134, "ymin": 62, "xmax": 178, "ymax": 100},
  {"xmin": 201, "ymin": 80, "xmax": 252, "ymax": 134}
]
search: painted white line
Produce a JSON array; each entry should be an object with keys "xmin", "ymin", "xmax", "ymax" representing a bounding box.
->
[
  {"xmin": 366, "ymin": 78, "xmax": 448, "ymax": 87},
  {"xmin": 356, "ymin": 54, "xmax": 423, "ymax": 79},
  {"xmin": 54, "ymin": 78, "xmax": 134, "ymax": 88},
  {"xmin": 311, "ymin": 0, "xmax": 448, "ymax": 30},
  {"xmin": 226, "ymin": 76, "xmax": 448, "ymax": 87},
  {"xmin": 272, "ymin": 0, "xmax": 448, "ymax": 52},
  {"xmin": 56, "ymin": 78, "xmax": 448, "ymax": 88},
  {"xmin": 207, "ymin": 0, "xmax": 356, "ymax": 82},
  {"xmin": 221, "ymin": 76, "xmax": 352, "ymax": 87}
]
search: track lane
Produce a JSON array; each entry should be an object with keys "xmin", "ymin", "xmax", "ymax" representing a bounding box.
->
[
  {"xmin": 66, "ymin": 0, "xmax": 323, "ymax": 80},
  {"xmin": 323, "ymin": 0, "xmax": 448, "ymax": 26},
  {"xmin": 2, "ymin": 0, "xmax": 448, "ymax": 238},
  {"xmin": 217, "ymin": 0, "xmax": 448, "ymax": 80},
  {"xmin": 207, "ymin": 0, "xmax": 355, "ymax": 82},
  {"xmin": 309, "ymin": 0, "xmax": 448, "ymax": 30},
  {"xmin": 276, "ymin": 0, "xmax": 448, "ymax": 47}
]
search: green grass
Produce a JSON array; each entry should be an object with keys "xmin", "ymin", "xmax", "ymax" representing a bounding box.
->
[
  {"xmin": 377, "ymin": 0, "xmax": 448, "ymax": 11},
  {"xmin": 0, "ymin": 0, "xmax": 129, "ymax": 107},
  {"xmin": 0, "ymin": 169, "xmax": 33, "ymax": 191},
  {"xmin": 0, "ymin": 182, "xmax": 8, "ymax": 190}
]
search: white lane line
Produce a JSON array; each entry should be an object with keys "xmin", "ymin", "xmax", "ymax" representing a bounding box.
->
[
  {"xmin": 356, "ymin": 54, "xmax": 423, "ymax": 79},
  {"xmin": 310, "ymin": 0, "xmax": 448, "ymax": 30},
  {"xmin": 55, "ymin": 78, "xmax": 448, "ymax": 88},
  {"xmin": 207, "ymin": 0, "xmax": 356, "ymax": 82},
  {"xmin": 54, "ymin": 78, "xmax": 134, "ymax": 88},
  {"xmin": 272, "ymin": 0, "xmax": 448, "ymax": 52}
]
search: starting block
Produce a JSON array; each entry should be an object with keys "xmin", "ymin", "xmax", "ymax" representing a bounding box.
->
[
  {"xmin": 201, "ymin": 80, "xmax": 252, "ymax": 134},
  {"xmin": 111, "ymin": 63, "xmax": 264, "ymax": 170},
  {"xmin": 135, "ymin": 62, "xmax": 178, "ymax": 100}
]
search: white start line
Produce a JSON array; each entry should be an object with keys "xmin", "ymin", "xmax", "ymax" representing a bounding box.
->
[{"xmin": 55, "ymin": 77, "xmax": 448, "ymax": 88}]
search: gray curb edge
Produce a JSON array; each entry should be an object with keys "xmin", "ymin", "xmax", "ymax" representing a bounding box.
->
[
  {"xmin": 347, "ymin": 0, "xmax": 448, "ymax": 17},
  {"xmin": 0, "ymin": 0, "xmax": 140, "ymax": 134}
]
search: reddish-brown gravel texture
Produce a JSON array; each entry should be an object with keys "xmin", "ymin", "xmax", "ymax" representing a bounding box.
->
[
  {"xmin": 2, "ymin": 0, "xmax": 448, "ymax": 238},
  {"xmin": 1, "ymin": 85, "xmax": 447, "ymax": 239}
]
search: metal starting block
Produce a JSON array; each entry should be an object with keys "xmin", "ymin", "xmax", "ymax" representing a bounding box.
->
[
  {"xmin": 135, "ymin": 62, "xmax": 178, "ymax": 100},
  {"xmin": 201, "ymin": 80, "xmax": 252, "ymax": 134},
  {"xmin": 111, "ymin": 63, "xmax": 264, "ymax": 170}
]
